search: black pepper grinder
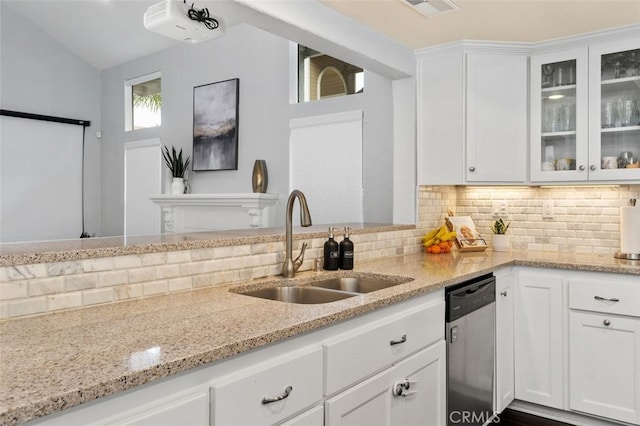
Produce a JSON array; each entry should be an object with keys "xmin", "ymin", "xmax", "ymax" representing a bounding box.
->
[
  {"xmin": 339, "ymin": 227, "xmax": 354, "ymax": 270},
  {"xmin": 323, "ymin": 227, "xmax": 340, "ymax": 270}
]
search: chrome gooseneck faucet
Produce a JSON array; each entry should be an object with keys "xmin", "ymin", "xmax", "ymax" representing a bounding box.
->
[{"xmin": 282, "ymin": 189, "xmax": 312, "ymax": 278}]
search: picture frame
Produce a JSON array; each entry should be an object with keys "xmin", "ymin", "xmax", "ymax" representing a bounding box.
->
[
  {"xmin": 446, "ymin": 216, "xmax": 488, "ymax": 252},
  {"xmin": 192, "ymin": 78, "xmax": 239, "ymax": 171}
]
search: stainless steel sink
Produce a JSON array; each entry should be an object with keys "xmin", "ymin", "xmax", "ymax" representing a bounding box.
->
[
  {"xmin": 234, "ymin": 274, "xmax": 413, "ymax": 304},
  {"xmin": 239, "ymin": 285, "xmax": 357, "ymax": 304},
  {"xmin": 309, "ymin": 276, "xmax": 412, "ymax": 293}
]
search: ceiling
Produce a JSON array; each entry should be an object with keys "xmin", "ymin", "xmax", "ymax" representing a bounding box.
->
[
  {"xmin": 321, "ymin": 0, "xmax": 640, "ymax": 49},
  {"xmin": 2, "ymin": 0, "xmax": 639, "ymax": 70}
]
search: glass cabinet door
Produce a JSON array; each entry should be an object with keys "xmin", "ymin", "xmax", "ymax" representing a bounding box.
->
[
  {"xmin": 531, "ymin": 48, "xmax": 589, "ymax": 182},
  {"xmin": 589, "ymin": 38, "xmax": 640, "ymax": 181}
]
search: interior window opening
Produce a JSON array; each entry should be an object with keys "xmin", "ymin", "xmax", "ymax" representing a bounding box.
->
[
  {"xmin": 297, "ymin": 45, "xmax": 364, "ymax": 103},
  {"xmin": 125, "ymin": 72, "xmax": 161, "ymax": 131}
]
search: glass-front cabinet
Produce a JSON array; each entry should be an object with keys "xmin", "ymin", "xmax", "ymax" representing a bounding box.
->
[
  {"xmin": 531, "ymin": 37, "xmax": 640, "ymax": 182},
  {"xmin": 589, "ymin": 38, "xmax": 640, "ymax": 181},
  {"xmin": 531, "ymin": 48, "xmax": 588, "ymax": 182}
]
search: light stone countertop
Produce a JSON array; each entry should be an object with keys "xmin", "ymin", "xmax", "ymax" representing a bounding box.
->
[
  {"xmin": 0, "ymin": 250, "xmax": 638, "ymax": 425},
  {"xmin": 0, "ymin": 223, "xmax": 412, "ymax": 267}
]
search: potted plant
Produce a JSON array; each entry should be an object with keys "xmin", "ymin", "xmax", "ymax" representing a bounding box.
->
[
  {"xmin": 491, "ymin": 218, "xmax": 511, "ymax": 252},
  {"xmin": 162, "ymin": 145, "xmax": 191, "ymax": 194}
]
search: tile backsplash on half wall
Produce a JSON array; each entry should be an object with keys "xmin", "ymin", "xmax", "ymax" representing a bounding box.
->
[{"xmin": 418, "ymin": 185, "xmax": 640, "ymax": 255}]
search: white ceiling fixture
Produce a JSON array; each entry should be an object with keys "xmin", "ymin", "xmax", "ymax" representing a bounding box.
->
[
  {"xmin": 402, "ymin": 0, "xmax": 460, "ymax": 18},
  {"xmin": 144, "ymin": 0, "xmax": 225, "ymax": 44}
]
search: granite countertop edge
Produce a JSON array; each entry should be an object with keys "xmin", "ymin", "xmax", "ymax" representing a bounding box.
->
[
  {"xmin": 0, "ymin": 224, "xmax": 414, "ymax": 267},
  {"xmin": 1, "ymin": 251, "xmax": 638, "ymax": 425}
]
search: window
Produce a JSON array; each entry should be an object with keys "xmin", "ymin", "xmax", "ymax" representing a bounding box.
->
[
  {"xmin": 298, "ymin": 45, "xmax": 364, "ymax": 103},
  {"xmin": 125, "ymin": 72, "xmax": 161, "ymax": 131}
]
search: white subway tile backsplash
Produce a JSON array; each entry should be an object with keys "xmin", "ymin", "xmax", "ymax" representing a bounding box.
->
[
  {"xmin": 128, "ymin": 267, "xmax": 156, "ymax": 284},
  {"xmin": 115, "ymin": 284, "xmax": 142, "ymax": 300},
  {"xmin": 65, "ymin": 274, "xmax": 98, "ymax": 291},
  {"xmin": 1, "ymin": 227, "xmax": 426, "ymax": 318},
  {"xmin": 155, "ymin": 264, "xmax": 181, "ymax": 279},
  {"xmin": 47, "ymin": 262, "xmax": 83, "ymax": 277},
  {"xmin": 141, "ymin": 253, "xmax": 167, "ymax": 266},
  {"xmin": 7, "ymin": 264, "xmax": 47, "ymax": 281},
  {"xmin": 47, "ymin": 292, "xmax": 82, "ymax": 311},
  {"xmin": 98, "ymin": 270, "xmax": 129, "ymax": 287},
  {"xmin": 142, "ymin": 280, "xmax": 168, "ymax": 296},
  {"xmin": 29, "ymin": 277, "xmax": 64, "ymax": 296},
  {"xmin": 113, "ymin": 255, "xmax": 142, "ymax": 269},
  {"xmin": 168, "ymin": 277, "xmax": 192, "ymax": 292},
  {"xmin": 418, "ymin": 184, "xmax": 640, "ymax": 256},
  {"xmin": 82, "ymin": 288, "xmax": 114, "ymax": 306},
  {"xmin": 166, "ymin": 250, "xmax": 191, "ymax": 264},
  {"xmin": 0, "ymin": 281, "xmax": 28, "ymax": 300},
  {"xmin": 9, "ymin": 297, "xmax": 46, "ymax": 317},
  {"xmin": 82, "ymin": 258, "xmax": 114, "ymax": 272}
]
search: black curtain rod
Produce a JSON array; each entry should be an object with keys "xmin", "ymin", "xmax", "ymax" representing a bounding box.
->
[{"xmin": 0, "ymin": 109, "xmax": 90, "ymax": 127}]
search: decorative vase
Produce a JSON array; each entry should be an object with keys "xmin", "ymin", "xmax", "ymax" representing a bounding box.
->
[
  {"xmin": 492, "ymin": 234, "xmax": 511, "ymax": 252},
  {"xmin": 252, "ymin": 160, "xmax": 268, "ymax": 193},
  {"xmin": 170, "ymin": 177, "xmax": 185, "ymax": 195}
]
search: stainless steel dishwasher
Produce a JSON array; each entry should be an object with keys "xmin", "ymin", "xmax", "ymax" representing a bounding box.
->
[{"xmin": 445, "ymin": 273, "xmax": 496, "ymax": 426}]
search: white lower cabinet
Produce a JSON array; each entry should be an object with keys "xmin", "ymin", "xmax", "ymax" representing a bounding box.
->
[
  {"xmin": 325, "ymin": 341, "xmax": 446, "ymax": 426},
  {"xmin": 514, "ymin": 269, "xmax": 565, "ymax": 409},
  {"xmin": 569, "ymin": 311, "xmax": 640, "ymax": 424},
  {"xmin": 568, "ymin": 274, "xmax": 640, "ymax": 424},
  {"xmin": 279, "ymin": 405, "xmax": 324, "ymax": 426},
  {"xmin": 210, "ymin": 346, "xmax": 324, "ymax": 426},
  {"xmin": 28, "ymin": 290, "xmax": 444, "ymax": 426},
  {"xmin": 494, "ymin": 268, "xmax": 515, "ymax": 414}
]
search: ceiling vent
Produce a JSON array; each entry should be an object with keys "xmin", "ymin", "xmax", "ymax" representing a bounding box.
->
[
  {"xmin": 144, "ymin": 0, "xmax": 225, "ymax": 44},
  {"xmin": 403, "ymin": 0, "xmax": 460, "ymax": 18}
]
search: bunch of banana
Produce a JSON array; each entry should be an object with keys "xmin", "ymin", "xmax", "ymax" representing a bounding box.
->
[{"xmin": 422, "ymin": 225, "xmax": 457, "ymax": 254}]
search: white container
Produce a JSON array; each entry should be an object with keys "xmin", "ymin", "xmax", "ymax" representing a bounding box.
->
[
  {"xmin": 492, "ymin": 234, "xmax": 511, "ymax": 252},
  {"xmin": 170, "ymin": 177, "xmax": 185, "ymax": 194}
]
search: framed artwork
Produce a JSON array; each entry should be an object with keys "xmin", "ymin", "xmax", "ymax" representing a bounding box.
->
[{"xmin": 193, "ymin": 78, "xmax": 239, "ymax": 171}]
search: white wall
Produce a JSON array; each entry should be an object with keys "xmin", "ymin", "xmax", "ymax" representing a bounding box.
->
[
  {"xmin": 101, "ymin": 23, "xmax": 397, "ymax": 235},
  {"xmin": 0, "ymin": 4, "xmax": 101, "ymax": 241},
  {"xmin": 1, "ymin": 6, "xmax": 403, "ymax": 240}
]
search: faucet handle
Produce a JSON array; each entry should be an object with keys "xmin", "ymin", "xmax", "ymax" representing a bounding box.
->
[{"xmin": 293, "ymin": 241, "xmax": 308, "ymax": 271}]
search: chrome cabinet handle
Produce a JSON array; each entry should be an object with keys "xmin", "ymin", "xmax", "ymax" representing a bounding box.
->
[
  {"xmin": 594, "ymin": 296, "xmax": 620, "ymax": 302},
  {"xmin": 590, "ymin": 165, "xmax": 597, "ymax": 171},
  {"xmin": 578, "ymin": 165, "xmax": 585, "ymax": 171},
  {"xmin": 390, "ymin": 334, "xmax": 407, "ymax": 346},
  {"xmin": 500, "ymin": 291, "xmax": 508, "ymax": 297},
  {"xmin": 604, "ymin": 319, "xmax": 611, "ymax": 326},
  {"xmin": 262, "ymin": 385, "xmax": 293, "ymax": 404},
  {"xmin": 469, "ymin": 166, "xmax": 476, "ymax": 172},
  {"xmin": 392, "ymin": 379, "xmax": 418, "ymax": 397}
]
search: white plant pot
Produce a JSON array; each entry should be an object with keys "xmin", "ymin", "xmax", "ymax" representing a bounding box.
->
[
  {"xmin": 492, "ymin": 234, "xmax": 511, "ymax": 252},
  {"xmin": 170, "ymin": 177, "xmax": 185, "ymax": 195}
]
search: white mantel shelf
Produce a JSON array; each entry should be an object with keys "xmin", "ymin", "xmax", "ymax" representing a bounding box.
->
[{"xmin": 150, "ymin": 193, "xmax": 279, "ymax": 233}]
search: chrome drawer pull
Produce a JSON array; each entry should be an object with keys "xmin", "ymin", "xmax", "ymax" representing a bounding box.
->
[
  {"xmin": 390, "ymin": 334, "xmax": 407, "ymax": 346},
  {"xmin": 393, "ymin": 379, "xmax": 418, "ymax": 397},
  {"xmin": 604, "ymin": 319, "xmax": 611, "ymax": 326},
  {"xmin": 594, "ymin": 296, "xmax": 620, "ymax": 302},
  {"xmin": 262, "ymin": 385, "xmax": 293, "ymax": 404}
]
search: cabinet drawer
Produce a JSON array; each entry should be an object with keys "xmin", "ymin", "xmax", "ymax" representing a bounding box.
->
[
  {"xmin": 210, "ymin": 346, "xmax": 323, "ymax": 426},
  {"xmin": 323, "ymin": 300, "xmax": 444, "ymax": 395},
  {"xmin": 569, "ymin": 277, "xmax": 640, "ymax": 317}
]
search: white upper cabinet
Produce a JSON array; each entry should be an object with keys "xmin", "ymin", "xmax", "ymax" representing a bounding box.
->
[
  {"xmin": 417, "ymin": 43, "xmax": 528, "ymax": 185},
  {"xmin": 530, "ymin": 30, "xmax": 640, "ymax": 182},
  {"xmin": 588, "ymin": 38, "xmax": 640, "ymax": 181},
  {"xmin": 466, "ymin": 53, "xmax": 527, "ymax": 183},
  {"xmin": 530, "ymin": 47, "xmax": 589, "ymax": 182}
]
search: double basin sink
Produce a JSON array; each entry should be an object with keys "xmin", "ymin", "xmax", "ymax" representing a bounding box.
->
[{"xmin": 234, "ymin": 275, "xmax": 414, "ymax": 304}]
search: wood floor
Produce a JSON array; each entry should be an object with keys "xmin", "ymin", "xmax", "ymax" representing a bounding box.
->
[{"xmin": 497, "ymin": 409, "xmax": 574, "ymax": 426}]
